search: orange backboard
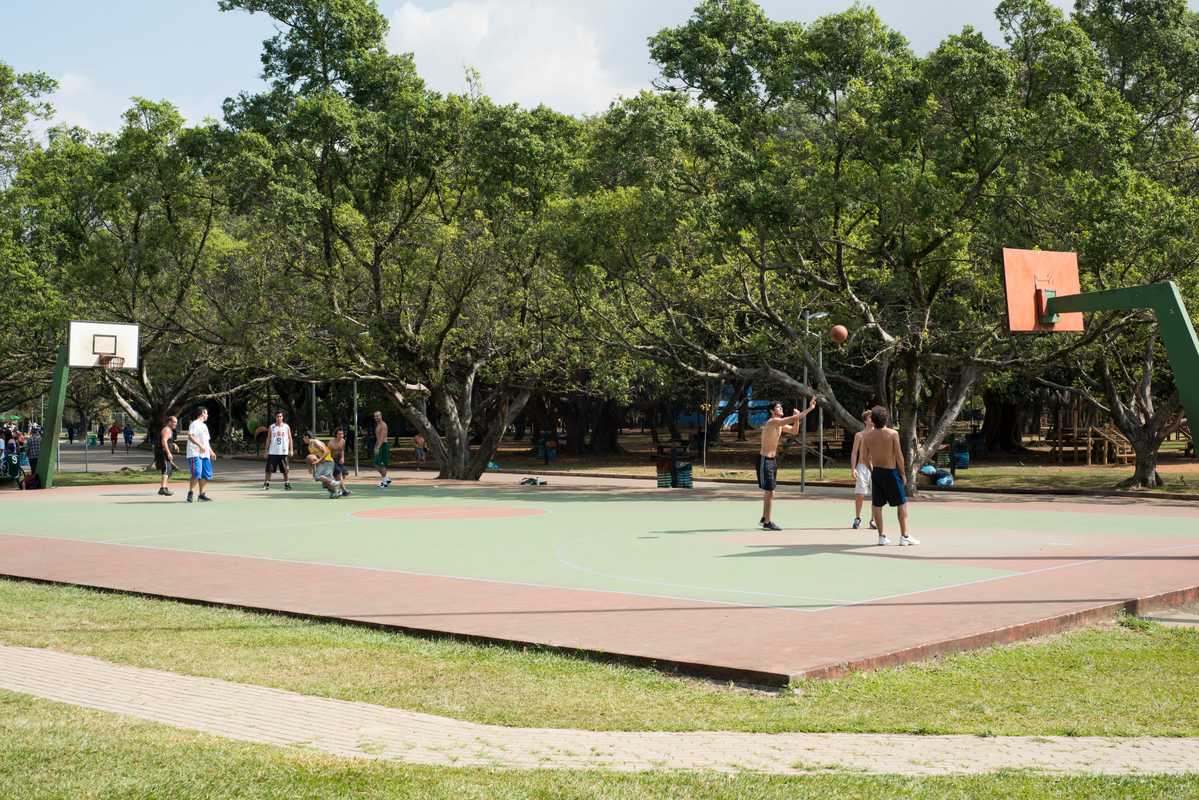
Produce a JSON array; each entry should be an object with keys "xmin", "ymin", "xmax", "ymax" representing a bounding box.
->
[{"xmin": 1002, "ymin": 248, "xmax": 1084, "ymax": 333}]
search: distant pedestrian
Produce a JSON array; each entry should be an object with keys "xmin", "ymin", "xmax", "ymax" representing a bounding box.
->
[
  {"xmin": 25, "ymin": 429, "xmax": 42, "ymax": 475},
  {"xmin": 108, "ymin": 423, "xmax": 119, "ymax": 454},
  {"xmin": 67, "ymin": 425, "xmax": 75, "ymax": 445},
  {"xmin": 123, "ymin": 423, "xmax": 134, "ymax": 453},
  {"xmin": 413, "ymin": 433, "xmax": 427, "ymax": 469}
]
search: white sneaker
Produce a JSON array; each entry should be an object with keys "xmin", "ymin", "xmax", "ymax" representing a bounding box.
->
[
  {"xmin": 877, "ymin": 534, "xmax": 890, "ymax": 546},
  {"xmin": 899, "ymin": 535, "xmax": 920, "ymax": 546},
  {"xmin": 382, "ymin": 478, "xmax": 392, "ymax": 487}
]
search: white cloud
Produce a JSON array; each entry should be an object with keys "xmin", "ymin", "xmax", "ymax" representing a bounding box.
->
[
  {"xmin": 388, "ymin": 1, "xmax": 642, "ymax": 115},
  {"xmin": 48, "ymin": 72, "xmax": 120, "ymax": 133}
]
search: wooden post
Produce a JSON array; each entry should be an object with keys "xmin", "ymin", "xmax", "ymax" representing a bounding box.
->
[{"xmin": 1087, "ymin": 427, "xmax": 1093, "ymax": 467}]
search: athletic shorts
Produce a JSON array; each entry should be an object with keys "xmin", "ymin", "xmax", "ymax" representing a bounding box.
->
[
  {"xmin": 314, "ymin": 461, "xmax": 335, "ymax": 481},
  {"xmin": 267, "ymin": 454, "xmax": 289, "ymax": 474},
  {"xmin": 373, "ymin": 442, "xmax": 391, "ymax": 468},
  {"xmin": 871, "ymin": 467, "xmax": 907, "ymax": 507},
  {"xmin": 188, "ymin": 457, "xmax": 213, "ymax": 481},
  {"xmin": 332, "ymin": 461, "xmax": 346, "ymax": 479},
  {"xmin": 154, "ymin": 450, "xmax": 173, "ymax": 476},
  {"xmin": 756, "ymin": 456, "xmax": 778, "ymax": 492},
  {"xmin": 854, "ymin": 463, "xmax": 871, "ymax": 495}
]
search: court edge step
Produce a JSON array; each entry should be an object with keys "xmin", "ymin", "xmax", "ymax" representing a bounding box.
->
[{"xmin": 3, "ymin": 573, "xmax": 1196, "ymax": 691}]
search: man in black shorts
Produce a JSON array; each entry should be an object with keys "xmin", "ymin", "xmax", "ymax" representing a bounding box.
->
[
  {"xmin": 264, "ymin": 411, "xmax": 293, "ymax": 491},
  {"xmin": 328, "ymin": 427, "xmax": 352, "ymax": 496},
  {"xmin": 155, "ymin": 416, "xmax": 178, "ymax": 497},
  {"xmin": 860, "ymin": 405, "xmax": 919, "ymax": 546},
  {"xmin": 757, "ymin": 398, "xmax": 816, "ymax": 530}
]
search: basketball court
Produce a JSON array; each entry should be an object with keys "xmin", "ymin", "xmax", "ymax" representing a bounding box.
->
[{"xmin": 5, "ymin": 478, "xmax": 1198, "ymax": 685}]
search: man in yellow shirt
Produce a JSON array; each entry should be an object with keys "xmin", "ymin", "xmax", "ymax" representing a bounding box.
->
[{"xmin": 302, "ymin": 431, "xmax": 348, "ymax": 499}]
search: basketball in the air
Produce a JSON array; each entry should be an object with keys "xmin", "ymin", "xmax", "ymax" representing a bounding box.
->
[{"xmin": 829, "ymin": 324, "xmax": 849, "ymax": 344}]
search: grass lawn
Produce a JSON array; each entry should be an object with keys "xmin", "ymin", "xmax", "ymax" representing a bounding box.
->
[
  {"xmin": 50, "ymin": 469, "xmax": 163, "ymax": 487},
  {"xmin": 4, "ymin": 692, "xmax": 1195, "ymax": 800},
  {"xmin": 3, "ymin": 579, "xmax": 1197, "ymax": 737}
]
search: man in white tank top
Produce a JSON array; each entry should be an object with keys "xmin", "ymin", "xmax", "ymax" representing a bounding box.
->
[{"xmin": 264, "ymin": 411, "xmax": 293, "ymax": 490}]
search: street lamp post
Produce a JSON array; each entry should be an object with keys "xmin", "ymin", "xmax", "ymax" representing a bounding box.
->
[{"xmin": 801, "ymin": 310, "xmax": 829, "ymax": 493}]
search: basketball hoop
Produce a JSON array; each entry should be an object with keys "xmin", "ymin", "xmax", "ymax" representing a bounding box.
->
[{"xmin": 98, "ymin": 355, "xmax": 125, "ymax": 370}]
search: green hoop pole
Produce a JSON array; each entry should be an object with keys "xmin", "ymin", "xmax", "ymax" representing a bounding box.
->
[{"xmin": 1046, "ymin": 281, "xmax": 1199, "ymax": 428}]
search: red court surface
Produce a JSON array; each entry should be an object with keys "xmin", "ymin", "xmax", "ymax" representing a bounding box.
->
[{"xmin": 4, "ymin": 480, "xmax": 1199, "ymax": 685}]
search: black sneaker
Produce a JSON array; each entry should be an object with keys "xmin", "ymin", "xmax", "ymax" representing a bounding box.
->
[
  {"xmin": 198, "ymin": 494, "xmax": 213, "ymax": 502},
  {"xmin": 160, "ymin": 488, "xmax": 173, "ymax": 497},
  {"xmin": 263, "ymin": 482, "xmax": 270, "ymax": 490},
  {"xmin": 340, "ymin": 486, "xmax": 352, "ymax": 496},
  {"xmin": 852, "ymin": 517, "xmax": 861, "ymax": 529},
  {"xmin": 284, "ymin": 482, "xmax": 292, "ymax": 491},
  {"xmin": 762, "ymin": 520, "xmax": 782, "ymax": 531},
  {"xmin": 186, "ymin": 491, "xmax": 194, "ymax": 503}
]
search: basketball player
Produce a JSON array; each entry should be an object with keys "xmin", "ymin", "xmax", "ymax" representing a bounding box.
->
[
  {"xmin": 302, "ymin": 431, "xmax": 344, "ymax": 498},
  {"xmin": 155, "ymin": 416, "xmax": 178, "ymax": 497},
  {"xmin": 186, "ymin": 407, "xmax": 215, "ymax": 503},
  {"xmin": 264, "ymin": 411, "xmax": 293, "ymax": 491},
  {"xmin": 849, "ymin": 409, "xmax": 877, "ymax": 530},
  {"xmin": 372, "ymin": 411, "xmax": 391, "ymax": 488},
  {"xmin": 328, "ymin": 427, "xmax": 352, "ymax": 496},
  {"xmin": 758, "ymin": 396, "xmax": 818, "ymax": 530},
  {"xmin": 859, "ymin": 405, "xmax": 919, "ymax": 546}
]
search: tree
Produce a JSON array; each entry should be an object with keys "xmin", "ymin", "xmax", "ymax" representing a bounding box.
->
[
  {"xmin": 567, "ymin": 0, "xmax": 1140, "ymax": 487},
  {"xmin": 223, "ymin": 0, "xmax": 586, "ymax": 479},
  {"xmin": 0, "ymin": 61, "xmax": 60, "ymax": 409}
]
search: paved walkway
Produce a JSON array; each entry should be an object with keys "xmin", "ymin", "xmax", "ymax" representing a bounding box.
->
[{"xmin": 1, "ymin": 645, "xmax": 1196, "ymax": 775}]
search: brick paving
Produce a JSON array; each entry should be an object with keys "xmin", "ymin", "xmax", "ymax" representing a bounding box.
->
[{"xmin": 1, "ymin": 644, "xmax": 1196, "ymax": 775}]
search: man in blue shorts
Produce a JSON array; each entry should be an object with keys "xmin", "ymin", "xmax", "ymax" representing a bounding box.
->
[
  {"xmin": 860, "ymin": 405, "xmax": 918, "ymax": 546},
  {"xmin": 185, "ymin": 407, "xmax": 215, "ymax": 503}
]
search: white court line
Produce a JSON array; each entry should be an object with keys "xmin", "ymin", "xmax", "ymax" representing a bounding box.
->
[
  {"xmin": 800, "ymin": 539, "xmax": 1199, "ymax": 614},
  {"xmin": 552, "ymin": 542, "xmax": 848, "ymax": 605},
  {"xmin": 0, "ymin": 532, "xmax": 811, "ymax": 614}
]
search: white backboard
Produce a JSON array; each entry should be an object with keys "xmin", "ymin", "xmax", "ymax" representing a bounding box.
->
[{"xmin": 68, "ymin": 320, "xmax": 140, "ymax": 370}]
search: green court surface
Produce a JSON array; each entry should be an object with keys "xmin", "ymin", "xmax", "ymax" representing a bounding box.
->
[{"xmin": 10, "ymin": 483, "xmax": 1199, "ymax": 611}]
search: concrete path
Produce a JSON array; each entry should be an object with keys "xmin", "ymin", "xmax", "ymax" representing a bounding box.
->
[{"xmin": 1, "ymin": 644, "xmax": 1195, "ymax": 775}]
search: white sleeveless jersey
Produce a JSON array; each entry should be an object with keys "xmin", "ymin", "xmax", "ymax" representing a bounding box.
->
[{"xmin": 268, "ymin": 423, "xmax": 292, "ymax": 456}]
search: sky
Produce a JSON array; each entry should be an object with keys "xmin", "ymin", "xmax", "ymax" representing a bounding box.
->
[{"xmin": 4, "ymin": 0, "xmax": 1195, "ymax": 132}]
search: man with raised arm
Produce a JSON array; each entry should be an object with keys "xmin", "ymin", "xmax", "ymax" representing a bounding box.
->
[
  {"xmin": 860, "ymin": 405, "xmax": 919, "ymax": 546},
  {"xmin": 758, "ymin": 397, "xmax": 818, "ymax": 531}
]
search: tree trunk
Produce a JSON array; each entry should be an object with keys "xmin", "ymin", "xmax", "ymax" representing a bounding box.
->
[
  {"xmin": 385, "ymin": 382, "xmax": 531, "ymax": 481},
  {"xmin": 1120, "ymin": 435, "xmax": 1164, "ymax": 488},
  {"xmin": 981, "ymin": 391, "xmax": 1025, "ymax": 453},
  {"xmin": 590, "ymin": 400, "xmax": 625, "ymax": 455}
]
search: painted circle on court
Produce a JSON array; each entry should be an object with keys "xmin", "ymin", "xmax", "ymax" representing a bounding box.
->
[{"xmin": 352, "ymin": 506, "xmax": 546, "ymax": 521}]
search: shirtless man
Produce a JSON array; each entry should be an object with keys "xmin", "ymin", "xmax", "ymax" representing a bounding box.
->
[
  {"xmin": 758, "ymin": 397, "xmax": 818, "ymax": 531},
  {"xmin": 154, "ymin": 416, "xmax": 179, "ymax": 497},
  {"xmin": 372, "ymin": 411, "xmax": 391, "ymax": 488},
  {"xmin": 328, "ymin": 427, "xmax": 352, "ymax": 496},
  {"xmin": 859, "ymin": 405, "xmax": 919, "ymax": 546},
  {"xmin": 849, "ymin": 409, "xmax": 877, "ymax": 530}
]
